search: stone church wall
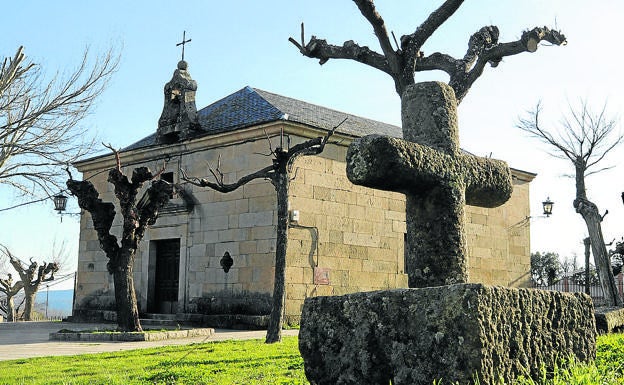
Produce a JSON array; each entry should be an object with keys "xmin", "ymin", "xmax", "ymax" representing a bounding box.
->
[
  {"xmin": 180, "ymin": 138, "xmax": 280, "ymax": 314},
  {"xmin": 72, "ymin": 125, "xmax": 533, "ymax": 323},
  {"xmin": 283, "ymin": 138, "xmax": 533, "ymax": 322},
  {"xmin": 286, "ymin": 141, "xmax": 408, "ymax": 322},
  {"xmin": 466, "ymin": 174, "xmax": 532, "ymax": 287}
]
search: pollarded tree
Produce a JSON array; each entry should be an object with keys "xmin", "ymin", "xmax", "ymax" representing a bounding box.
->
[
  {"xmin": 66, "ymin": 147, "xmax": 173, "ymax": 332},
  {"xmin": 182, "ymin": 122, "xmax": 342, "ymax": 343},
  {"xmin": 0, "ymin": 46, "xmax": 118, "ymax": 201},
  {"xmin": 9, "ymin": 258, "xmax": 58, "ymax": 321},
  {"xmin": 289, "ymin": 1, "xmax": 566, "ymax": 289},
  {"xmin": 0, "ymin": 250, "xmax": 21, "ymax": 322},
  {"xmin": 518, "ymin": 101, "xmax": 623, "ymax": 306},
  {"xmin": 289, "ymin": 1, "xmax": 566, "ymax": 102},
  {"xmin": 0, "ymin": 244, "xmax": 58, "ymax": 321},
  {"xmin": 0, "ymin": 272, "xmax": 23, "ymax": 322}
]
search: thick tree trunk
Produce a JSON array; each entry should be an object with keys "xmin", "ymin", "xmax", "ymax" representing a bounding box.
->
[
  {"xmin": 22, "ymin": 289, "xmax": 36, "ymax": 321},
  {"xmin": 573, "ymin": 161, "xmax": 622, "ymax": 307},
  {"xmin": 266, "ymin": 172, "xmax": 289, "ymax": 343},
  {"xmin": 67, "ymin": 164, "xmax": 172, "ymax": 332},
  {"xmin": 584, "ymin": 237, "xmax": 591, "ymax": 296},
  {"xmin": 575, "ymin": 199, "xmax": 622, "ymax": 307},
  {"xmin": 6, "ymin": 297, "xmax": 15, "ymax": 322},
  {"xmin": 394, "ymin": 71, "xmax": 415, "ymax": 99},
  {"xmin": 112, "ymin": 251, "xmax": 142, "ymax": 332}
]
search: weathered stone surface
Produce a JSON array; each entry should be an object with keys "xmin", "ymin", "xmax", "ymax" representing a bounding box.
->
[
  {"xmin": 157, "ymin": 60, "xmax": 200, "ymax": 143},
  {"xmin": 595, "ymin": 306, "xmax": 624, "ymax": 333},
  {"xmin": 346, "ymin": 82, "xmax": 513, "ymax": 287},
  {"xmin": 299, "ymin": 284, "xmax": 596, "ymax": 385},
  {"xmin": 346, "ymin": 135, "xmax": 512, "ymax": 208}
]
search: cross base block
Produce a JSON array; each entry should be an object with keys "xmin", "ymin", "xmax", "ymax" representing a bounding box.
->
[{"xmin": 299, "ymin": 284, "xmax": 596, "ymax": 385}]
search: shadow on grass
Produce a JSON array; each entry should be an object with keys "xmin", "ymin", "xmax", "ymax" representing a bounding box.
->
[{"xmin": 155, "ymin": 353, "xmax": 297, "ymax": 368}]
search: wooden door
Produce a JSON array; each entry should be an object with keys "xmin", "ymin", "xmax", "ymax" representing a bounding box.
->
[{"xmin": 153, "ymin": 239, "xmax": 180, "ymax": 313}]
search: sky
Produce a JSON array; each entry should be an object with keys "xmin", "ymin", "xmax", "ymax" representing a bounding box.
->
[{"xmin": 1, "ymin": 1, "xmax": 624, "ymax": 289}]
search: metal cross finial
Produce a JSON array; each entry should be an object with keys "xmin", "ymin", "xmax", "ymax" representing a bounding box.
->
[{"xmin": 176, "ymin": 31, "xmax": 192, "ymax": 61}]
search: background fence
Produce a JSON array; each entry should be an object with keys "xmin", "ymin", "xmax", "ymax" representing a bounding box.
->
[{"xmin": 535, "ymin": 273, "xmax": 624, "ymax": 306}]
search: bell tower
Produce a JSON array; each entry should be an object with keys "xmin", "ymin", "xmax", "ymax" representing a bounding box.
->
[{"xmin": 157, "ymin": 32, "xmax": 200, "ymax": 143}]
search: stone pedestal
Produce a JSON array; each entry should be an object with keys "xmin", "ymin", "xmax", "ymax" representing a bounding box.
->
[
  {"xmin": 299, "ymin": 284, "xmax": 596, "ymax": 385},
  {"xmin": 595, "ymin": 306, "xmax": 624, "ymax": 333}
]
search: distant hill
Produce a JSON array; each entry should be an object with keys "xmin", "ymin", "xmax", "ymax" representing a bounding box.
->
[
  {"xmin": 1, "ymin": 289, "xmax": 74, "ymax": 319},
  {"xmin": 34, "ymin": 289, "xmax": 73, "ymax": 316}
]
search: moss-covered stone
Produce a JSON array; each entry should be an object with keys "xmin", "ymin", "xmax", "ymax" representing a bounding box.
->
[
  {"xmin": 595, "ymin": 306, "xmax": 624, "ymax": 333},
  {"xmin": 299, "ymin": 284, "xmax": 596, "ymax": 385},
  {"xmin": 346, "ymin": 82, "xmax": 512, "ymax": 287}
]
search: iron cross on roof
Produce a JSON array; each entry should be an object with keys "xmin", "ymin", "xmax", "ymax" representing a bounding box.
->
[{"xmin": 176, "ymin": 31, "xmax": 192, "ymax": 61}]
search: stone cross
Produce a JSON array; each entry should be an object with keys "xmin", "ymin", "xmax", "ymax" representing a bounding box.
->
[
  {"xmin": 176, "ymin": 31, "xmax": 192, "ymax": 61},
  {"xmin": 346, "ymin": 81, "xmax": 513, "ymax": 287}
]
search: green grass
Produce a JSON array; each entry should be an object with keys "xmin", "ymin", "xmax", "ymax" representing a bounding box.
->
[
  {"xmin": 0, "ymin": 337, "xmax": 307, "ymax": 385},
  {"xmin": 0, "ymin": 334, "xmax": 622, "ymax": 384}
]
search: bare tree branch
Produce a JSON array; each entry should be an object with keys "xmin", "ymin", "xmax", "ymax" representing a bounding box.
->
[
  {"xmin": 286, "ymin": 117, "xmax": 347, "ymax": 172},
  {"xmin": 66, "ymin": 175, "xmax": 119, "ymax": 257},
  {"xmin": 181, "ymin": 118, "xmax": 345, "ymax": 343},
  {"xmin": 420, "ymin": 26, "xmax": 566, "ymax": 101},
  {"xmin": 290, "ymin": 2, "xmax": 566, "ymax": 101},
  {"xmin": 0, "ymin": 46, "xmax": 119, "ymax": 201},
  {"xmin": 352, "ymin": 0, "xmax": 399, "ymax": 73},
  {"xmin": 517, "ymin": 100, "xmax": 623, "ymax": 306},
  {"xmin": 517, "ymin": 102, "xmax": 577, "ymax": 163},
  {"xmin": 103, "ymin": 143, "xmax": 122, "ymax": 173},
  {"xmin": 404, "ymin": 0, "xmax": 465, "ymax": 51},
  {"xmin": 182, "ymin": 165, "xmax": 274, "ymax": 193},
  {"xmin": 289, "ymin": 32, "xmax": 391, "ymax": 75}
]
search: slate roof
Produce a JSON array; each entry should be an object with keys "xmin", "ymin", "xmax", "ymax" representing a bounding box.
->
[{"xmin": 123, "ymin": 86, "xmax": 400, "ymax": 151}]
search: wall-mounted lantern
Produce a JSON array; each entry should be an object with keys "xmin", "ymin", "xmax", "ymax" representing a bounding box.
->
[
  {"xmin": 52, "ymin": 193, "xmax": 68, "ymax": 213},
  {"xmin": 542, "ymin": 197, "xmax": 554, "ymax": 217},
  {"xmin": 52, "ymin": 191, "xmax": 80, "ymax": 222},
  {"xmin": 220, "ymin": 251, "xmax": 234, "ymax": 273}
]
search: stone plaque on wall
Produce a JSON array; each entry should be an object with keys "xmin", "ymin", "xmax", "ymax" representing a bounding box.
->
[{"xmin": 314, "ymin": 267, "xmax": 330, "ymax": 285}]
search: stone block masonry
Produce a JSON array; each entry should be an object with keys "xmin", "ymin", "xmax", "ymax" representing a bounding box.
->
[
  {"xmin": 73, "ymin": 125, "xmax": 534, "ymax": 322},
  {"xmin": 299, "ymin": 284, "xmax": 596, "ymax": 385},
  {"xmin": 285, "ymin": 143, "xmax": 532, "ymax": 321},
  {"xmin": 346, "ymin": 82, "xmax": 513, "ymax": 288}
]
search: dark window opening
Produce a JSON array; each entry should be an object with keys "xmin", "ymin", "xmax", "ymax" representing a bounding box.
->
[
  {"xmin": 161, "ymin": 172, "xmax": 175, "ymax": 198},
  {"xmin": 160, "ymin": 132, "xmax": 180, "ymax": 144}
]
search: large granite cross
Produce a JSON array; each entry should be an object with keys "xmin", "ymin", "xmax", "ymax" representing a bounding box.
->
[{"xmin": 347, "ymin": 82, "xmax": 513, "ymax": 287}]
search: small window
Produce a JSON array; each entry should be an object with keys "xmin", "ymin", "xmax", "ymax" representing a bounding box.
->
[
  {"xmin": 161, "ymin": 172, "xmax": 174, "ymax": 183},
  {"xmin": 161, "ymin": 172, "xmax": 175, "ymax": 198}
]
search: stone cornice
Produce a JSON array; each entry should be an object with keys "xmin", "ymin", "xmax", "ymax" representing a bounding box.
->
[
  {"xmin": 74, "ymin": 122, "xmax": 535, "ymax": 184},
  {"xmin": 74, "ymin": 122, "xmax": 356, "ymax": 173}
]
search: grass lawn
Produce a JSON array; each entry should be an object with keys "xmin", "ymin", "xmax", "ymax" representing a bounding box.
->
[
  {"xmin": 0, "ymin": 337, "xmax": 306, "ymax": 385},
  {"xmin": 0, "ymin": 334, "xmax": 622, "ymax": 384}
]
